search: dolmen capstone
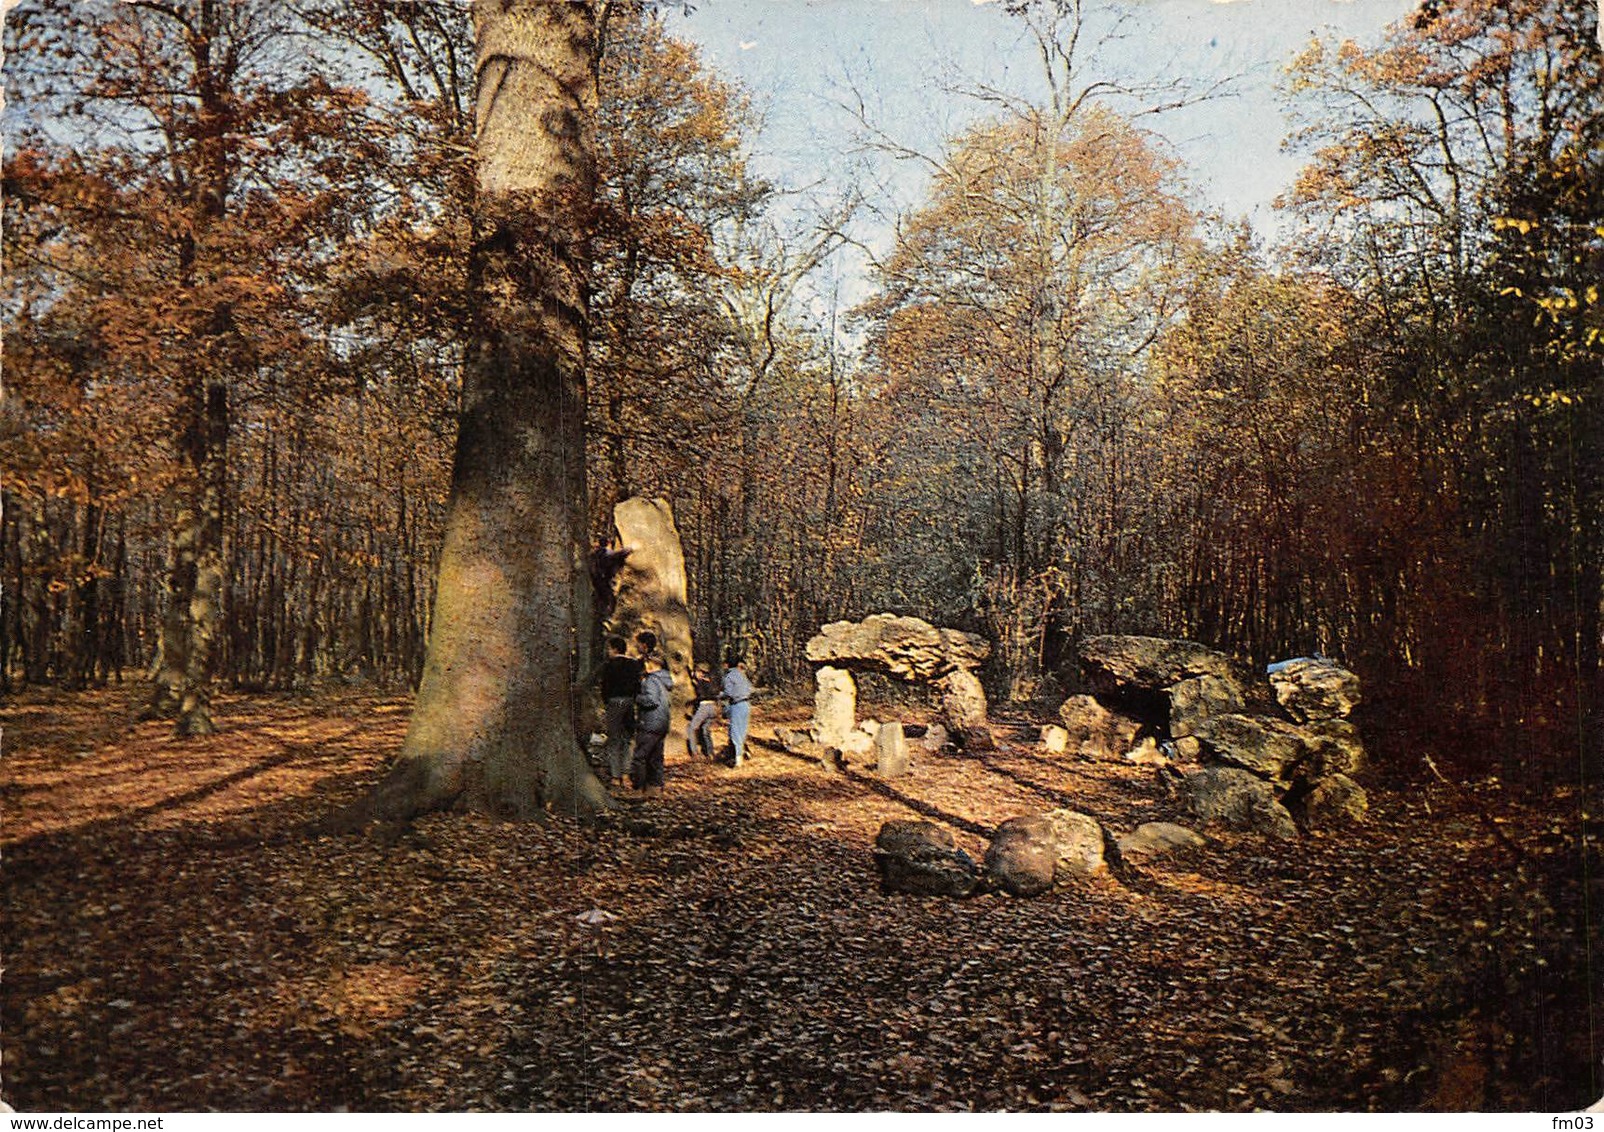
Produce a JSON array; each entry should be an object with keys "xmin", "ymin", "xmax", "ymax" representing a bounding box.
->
[
  {"xmin": 1051, "ymin": 636, "xmax": 1369, "ymax": 835},
  {"xmin": 804, "ymin": 614, "xmax": 995, "ymax": 756}
]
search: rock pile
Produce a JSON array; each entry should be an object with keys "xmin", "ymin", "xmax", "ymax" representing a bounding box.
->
[
  {"xmin": 1052, "ymin": 636, "xmax": 1369, "ymax": 835},
  {"xmin": 865, "ymin": 636, "xmax": 1369, "ymax": 901}
]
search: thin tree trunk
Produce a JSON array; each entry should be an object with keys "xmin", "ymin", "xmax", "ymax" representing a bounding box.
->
[
  {"xmin": 1, "ymin": 491, "xmax": 20, "ymax": 692},
  {"xmin": 176, "ymin": 381, "xmax": 228, "ymax": 736}
]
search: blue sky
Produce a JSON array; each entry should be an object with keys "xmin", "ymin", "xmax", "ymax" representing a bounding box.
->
[{"xmin": 667, "ymin": 0, "xmax": 1419, "ymax": 303}]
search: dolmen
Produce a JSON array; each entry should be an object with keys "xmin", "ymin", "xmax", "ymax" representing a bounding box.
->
[{"xmin": 802, "ymin": 614, "xmax": 995, "ymax": 757}]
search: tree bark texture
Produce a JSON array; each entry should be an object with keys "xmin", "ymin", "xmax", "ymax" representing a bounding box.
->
[{"xmin": 372, "ymin": 0, "xmax": 607, "ymax": 821}]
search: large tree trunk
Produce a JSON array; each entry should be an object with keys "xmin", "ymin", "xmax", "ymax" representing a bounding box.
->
[{"xmin": 367, "ymin": 0, "xmax": 607, "ymax": 822}]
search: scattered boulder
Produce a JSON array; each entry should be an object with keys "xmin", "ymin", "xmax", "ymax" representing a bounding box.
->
[
  {"xmin": 812, "ymin": 666, "xmax": 857, "ymax": 748},
  {"xmin": 1080, "ymin": 635, "xmax": 1235, "ymax": 695},
  {"xmin": 1040, "ymin": 724, "xmax": 1070, "ymax": 754},
  {"xmin": 918, "ymin": 723, "xmax": 950, "ymax": 752},
  {"xmin": 874, "ymin": 821, "xmax": 978, "ymax": 897},
  {"xmin": 1057, "ymin": 694, "xmax": 1142, "ymax": 757},
  {"xmin": 983, "ymin": 815, "xmax": 1059, "ymax": 896},
  {"xmin": 1168, "ymin": 673, "xmax": 1246, "ymax": 738},
  {"xmin": 806, "ymin": 614, "xmax": 990, "ymax": 681},
  {"xmin": 1043, "ymin": 809, "xmax": 1106, "ymax": 877},
  {"xmin": 1268, "ymin": 657, "xmax": 1361, "ymax": 722},
  {"xmin": 1116, "ymin": 821, "xmax": 1207, "ymax": 862},
  {"xmin": 874, "ymin": 720, "xmax": 909, "ymax": 778},
  {"xmin": 938, "ymin": 669, "xmax": 995, "ymax": 751},
  {"xmin": 775, "ymin": 726, "xmax": 834, "ymax": 768},
  {"xmin": 1170, "ymin": 735, "xmax": 1202, "ymax": 762},
  {"xmin": 1296, "ymin": 773, "xmax": 1369, "ymax": 827},
  {"xmin": 1182, "ymin": 766, "xmax": 1298, "ymax": 840},
  {"xmin": 1193, "ymin": 713, "xmax": 1310, "ymax": 783}
]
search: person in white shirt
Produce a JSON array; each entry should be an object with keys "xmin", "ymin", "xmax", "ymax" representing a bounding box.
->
[{"xmin": 720, "ymin": 652, "xmax": 754, "ymax": 766}]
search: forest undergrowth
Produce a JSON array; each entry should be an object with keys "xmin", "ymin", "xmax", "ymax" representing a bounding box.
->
[{"xmin": 2, "ymin": 688, "xmax": 1598, "ymax": 1112}]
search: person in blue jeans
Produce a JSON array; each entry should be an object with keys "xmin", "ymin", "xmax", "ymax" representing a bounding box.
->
[{"xmin": 721, "ymin": 651, "xmax": 753, "ymax": 766}]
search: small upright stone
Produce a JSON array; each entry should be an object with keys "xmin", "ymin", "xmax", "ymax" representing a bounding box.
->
[
  {"xmin": 812, "ymin": 665, "xmax": 857, "ymax": 748},
  {"xmin": 1040, "ymin": 724, "xmax": 1070, "ymax": 754},
  {"xmin": 874, "ymin": 720, "xmax": 909, "ymax": 777}
]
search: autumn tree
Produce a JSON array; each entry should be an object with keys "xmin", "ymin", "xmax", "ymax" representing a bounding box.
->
[
  {"xmin": 1281, "ymin": 0, "xmax": 1603, "ymax": 778},
  {"xmin": 858, "ymin": 109, "xmax": 1194, "ymax": 693},
  {"xmin": 588, "ymin": 6, "xmax": 768, "ymax": 517},
  {"xmin": 1146, "ymin": 234, "xmax": 1396, "ymax": 663},
  {"xmin": 2, "ymin": 0, "xmax": 375, "ymax": 729}
]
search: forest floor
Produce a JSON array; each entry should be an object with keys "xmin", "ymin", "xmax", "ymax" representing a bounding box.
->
[{"xmin": 2, "ymin": 686, "xmax": 1597, "ymax": 1112}]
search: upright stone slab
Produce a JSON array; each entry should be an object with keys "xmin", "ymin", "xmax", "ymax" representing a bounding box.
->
[
  {"xmin": 611, "ymin": 497, "xmax": 694, "ymax": 728},
  {"xmin": 812, "ymin": 666, "xmax": 857, "ymax": 748},
  {"xmin": 874, "ymin": 720, "xmax": 909, "ymax": 777},
  {"xmin": 938, "ymin": 668, "xmax": 994, "ymax": 751},
  {"xmin": 1057, "ymin": 694, "xmax": 1142, "ymax": 757},
  {"xmin": 1168, "ymin": 674, "xmax": 1246, "ymax": 738}
]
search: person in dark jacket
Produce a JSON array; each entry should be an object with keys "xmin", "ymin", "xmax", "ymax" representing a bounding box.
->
[
  {"xmin": 630, "ymin": 653, "xmax": 674, "ymax": 794},
  {"xmin": 594, "ymin": 636, "xmax": 643, "ymax": 786}
]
